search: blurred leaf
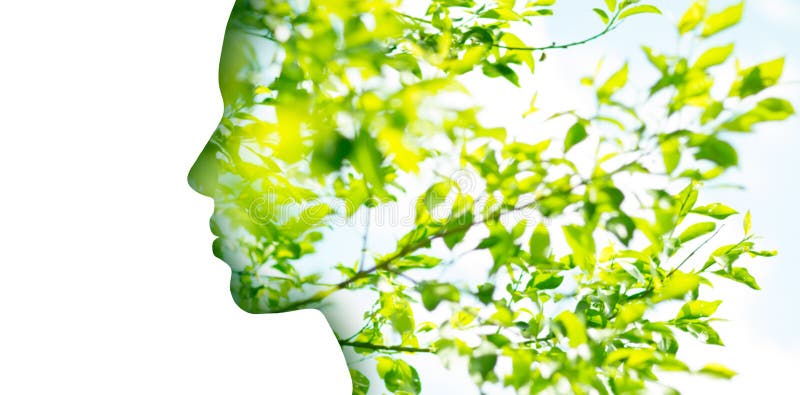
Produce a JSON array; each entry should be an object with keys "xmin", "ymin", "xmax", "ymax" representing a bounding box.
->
[
  {"xmin": 729, "ymin": 58, "xmax": 785, "ymax": 98},
  {"xmin": 698, "ymin": 363, "xmax": 737, "ymax": 379},
  {"xmin": 694, "ymin": 137, "xmax": 738, "ymax": 168},
  {"xmin": 722, "ymin": 98, "xmax": 795, "ymax": 132},
  {"xmin": 598, "ymin": 63, "xmax": 629, "ymax": 102},
  {"xmin": 655, "ymin": 271, "xmax": 701, "ymax": 301},
  {"xmin": 678, "ymin": 0, "xmax": 707, "ymax": 35},
  {"xmin": 701, "ymin": 2, "xmax": 743, "ymax": 37},
  {"xmin": 744, "ymin": 211, "xmax": 752, "ymax": 235},
  {"xmin": 660, "ymin": 136, "xmax": 681, "ymax": 174},
  {"xmin": 692, "ymin": 44, "xmax": 734, "ymax": 70},
  {"xmin": 420, "ymin": 282, "xmax": 461, "ymax": 311},
  {"xmin": 556, "ymin": 311, "xmax": 587, "ymax": 347}
]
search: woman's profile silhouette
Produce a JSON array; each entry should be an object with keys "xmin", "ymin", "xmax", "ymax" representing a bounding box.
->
[{"xmin": 186, "ymin": 1, "xmax": 786, "ymax": 394}]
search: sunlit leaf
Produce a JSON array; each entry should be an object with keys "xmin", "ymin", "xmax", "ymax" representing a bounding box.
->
[
  {"xmin": 678, "ymin": 0, "xmax": 707, "ymax": 35},
  {"xmin": 675, "ymin": 300, "xmax": 721, "ymax": 320},
  {"xmin": 692, "ymin": 44, "xmax": 734, "ymax": 70},
  {"xmin": 678, "ymin": 222, "xmax": 716, "ymax": 244},
  {"xmin": 691, "ymin": 203, "xmax": 738, "ymax": 219},
  {"xmin": 618, "ymin": 5, "xmax": 662, "ymax": 20},
  {"xmin": 729, "ymin": 57, "xmax": 785, "ymax": 98},
  {"xmin": 564, "ymin": 121, "xmax": 588, "ymax": 152},
  {"xmin": 721, "ymin": 98, "xmax": 795, "ymax": 132},
  {"xmin": 698, "ymin": 363, "xmax": 737, "ymax": 379},
  {"xmin": 701, "ymin": 2, "xmax": 743, "ymax": 37}
]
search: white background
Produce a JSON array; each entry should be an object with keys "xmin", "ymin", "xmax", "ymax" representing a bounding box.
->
[
  {"xmin": 1, "ymin": 1, "xmax": 799, "ymax": 394},
  {"xmin": 0, "ymin": 1, "xmax": 351, "ymax": 393}
]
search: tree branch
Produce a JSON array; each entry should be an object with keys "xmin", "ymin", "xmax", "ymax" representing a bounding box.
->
[{"xmin": 339, "ymin": 340, "xmax": 435, "ymax": 354}]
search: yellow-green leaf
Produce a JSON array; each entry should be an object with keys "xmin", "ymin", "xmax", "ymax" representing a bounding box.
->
[
  {"xmin": 556, "ymin": 311, "xmax": 587, "ymax": 347},
  {"xmin": 676, "ymin": 300, "xmax": 721, "ymax": 320},
  {"xmin": 701, "ymin": 2, "xmax": 743, "ymax": 37},
  {"xmin": 698, "ymin": 363, "xmax": 737, "ymax": 379},
  {"xmin": 597, "ymin": 63, "xmax": 628, "ymax": 102},
  {"xmin": 744, "ymin": 210, "xmax": 752, "ymax": 235},
  {"xmin": 619, "ymin": 5, "xmax": 662, "ymax": 20},
  {"xmin": 692, "ymin": 44, "xmax": 734, "ymax": 70},
  {"xmin": 729, "ymin": 58, "xmax": 785, "ymax": 98},
  {"xmin": 678, "ymin": 0, "xmax": 707, "ymax": 35},
  {"xmin": 678, "ymin": 222, "xmax": 717, "ymax": 244},
  {"xmin": 660, "ymin": 136, "xmax": 681, "ymax": 174},
  {"xmin": 691, "ymin": 203, "xmax": 738, "ymax": 219}
]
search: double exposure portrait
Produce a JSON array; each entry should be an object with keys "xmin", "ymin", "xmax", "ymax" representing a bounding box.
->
[{"xmin": 188, "ymin": 1, "xmax": 793, "ymax": 393}]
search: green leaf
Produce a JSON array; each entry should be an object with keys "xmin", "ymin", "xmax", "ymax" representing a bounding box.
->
[
  {"xmin": 480, "ymin": 8, "xmax": 523, "ymax": 21},
  {"xmin": 483, "ymin": 61, "xmax": 520, "ymax": 86},
  {"xmin": 605, "ymin": 0, "xmax": 617, "ymax": 13},
  {"xmin": 420, "ymin": 282, "xmax": 461, "ymax": 311},
  {"xmin": 694, "ymin": 137, "xmax": 738, "ymax": 168},
  {"xmin": 655, "ymin": 271, "xmax": 700, "ymax": 302},
  {"xmin": 713, "ymin": 267, "xmax": 761, "ymax": 290},
  {"xmin": 692, "ymin": 44, "xmax": 734, "ymax": 70},
  {"xmin": 660, "ymin": 136, "xmax": 681, "ymax": 174},
  {"xmin": 698, "ymin": 363, "xmax": 737, "ymax": 379},
  {"xmin": 701, "ymin": 2, "xmax": 743, "ymax": 37},
  {"xmin": 676, "ymin": 300, "xmax": 721, "ymax": 320},
  {"xmin": 351, "ymin": 131, "xmax": 386, "ymax": 189},
  {"xmin": 721, "ymin": 98, "xmax": 795, "ymax": 132},
  {"xmin": 351, "ymin": 369, "xmax": 371, "ymax": 395},
  {"xmin": 529, "ymin": 272, "xmax": 564, "ymax": 290},
  {"xmin": 376, "ymin": 358, "xmax": 422, "ymax": 394},
  {"xmin": 619, "ymin": 5, "xmax": 662, "ymax": 20},
  {"xmin": 744, "ymin": 210, "xmax": 752, "ymax": 235},
  {"xmin": 678, "ymin": 222, "xmax": 716, "ymax": 244},
  {"xmin": 501, "ymin": 33, "xmax": 535, "ymax": 73},
  {"xmin": 593, "ymin": 8, "xmax": 610, "ymax": 25},
  {"xmin": 529, "ymin": 222, "xmax": 551, "ymax": 264},
  {"xmin": 691, "ymin": 203, "xmax": 738, "ymax": 219},
  {"xmin": 555, "ymin": 311, "xmax": 587, "ymax": 347},
  {"xmin": 643, "ymin": 46, "xmax": 668, "ymax": 73},
  {"xmin": 615, "ymin": 302, "xmax": 646, "ymax": 329},
  {"xmin": 701, "ymin": 101, "xmax": 724, "ymax": 125},
  {"xmin": 678, "ymin": 0, "xmax": 707, "ymax": 35},
  {"xmin": 380, "ymin": 293, "xmax": 416, "ymax": 335},
  {"xmin": 469, "ymin": 354, "xmax": 498, "ymax": 380},
  {"xmin": 729, "ymin": 57, "xmax": 785, "ymax": 98},
  {"xmin": 395, "ymin": 255, "xmax": 443, "ymax": 269},
  {"xmin": 522, "ymin": 92, "xmax": 539, "ymax": 117},
  {"xmin": 564, "ymin": 121, "xmax": 588, "ymax": 152},
  {"xmin": 563, "ymin": 224, "xmax": 596, "ymax": 272},
  {"xmin": 476, "ymin": 283, "xmax": 496, "ymax": 304},
  {"xmin": 597, "ymin": 63, "xmax": 629, "ymax": 102},
  {"xmin": 681, "ymin": 321, "xmax": 724, "ymax": 345}
]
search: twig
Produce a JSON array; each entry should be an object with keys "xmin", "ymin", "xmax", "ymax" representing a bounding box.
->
[{"xmin": 339, "ymin": 340, "xmax": 434, "ymax": 354}]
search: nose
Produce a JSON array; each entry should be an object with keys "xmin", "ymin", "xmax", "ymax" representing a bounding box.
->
[{"xmin": 188, "ymin": 137, "xmax": 221, "ymax": 198}]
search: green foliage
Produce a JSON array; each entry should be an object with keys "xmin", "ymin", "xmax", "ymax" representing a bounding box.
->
[{"xmin": 189, "ymin": 0, "xmax": 791, "ymax": 393}]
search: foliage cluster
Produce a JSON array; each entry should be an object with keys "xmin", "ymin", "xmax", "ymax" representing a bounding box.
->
[{"xmin": 188, "ymin": 0, "xmax": 792, "ymax": 393}]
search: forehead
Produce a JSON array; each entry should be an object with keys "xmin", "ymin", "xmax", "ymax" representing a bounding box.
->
[{"xmin": 218, "ymin": 0, "xmax": 405, "ymax": 106}]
